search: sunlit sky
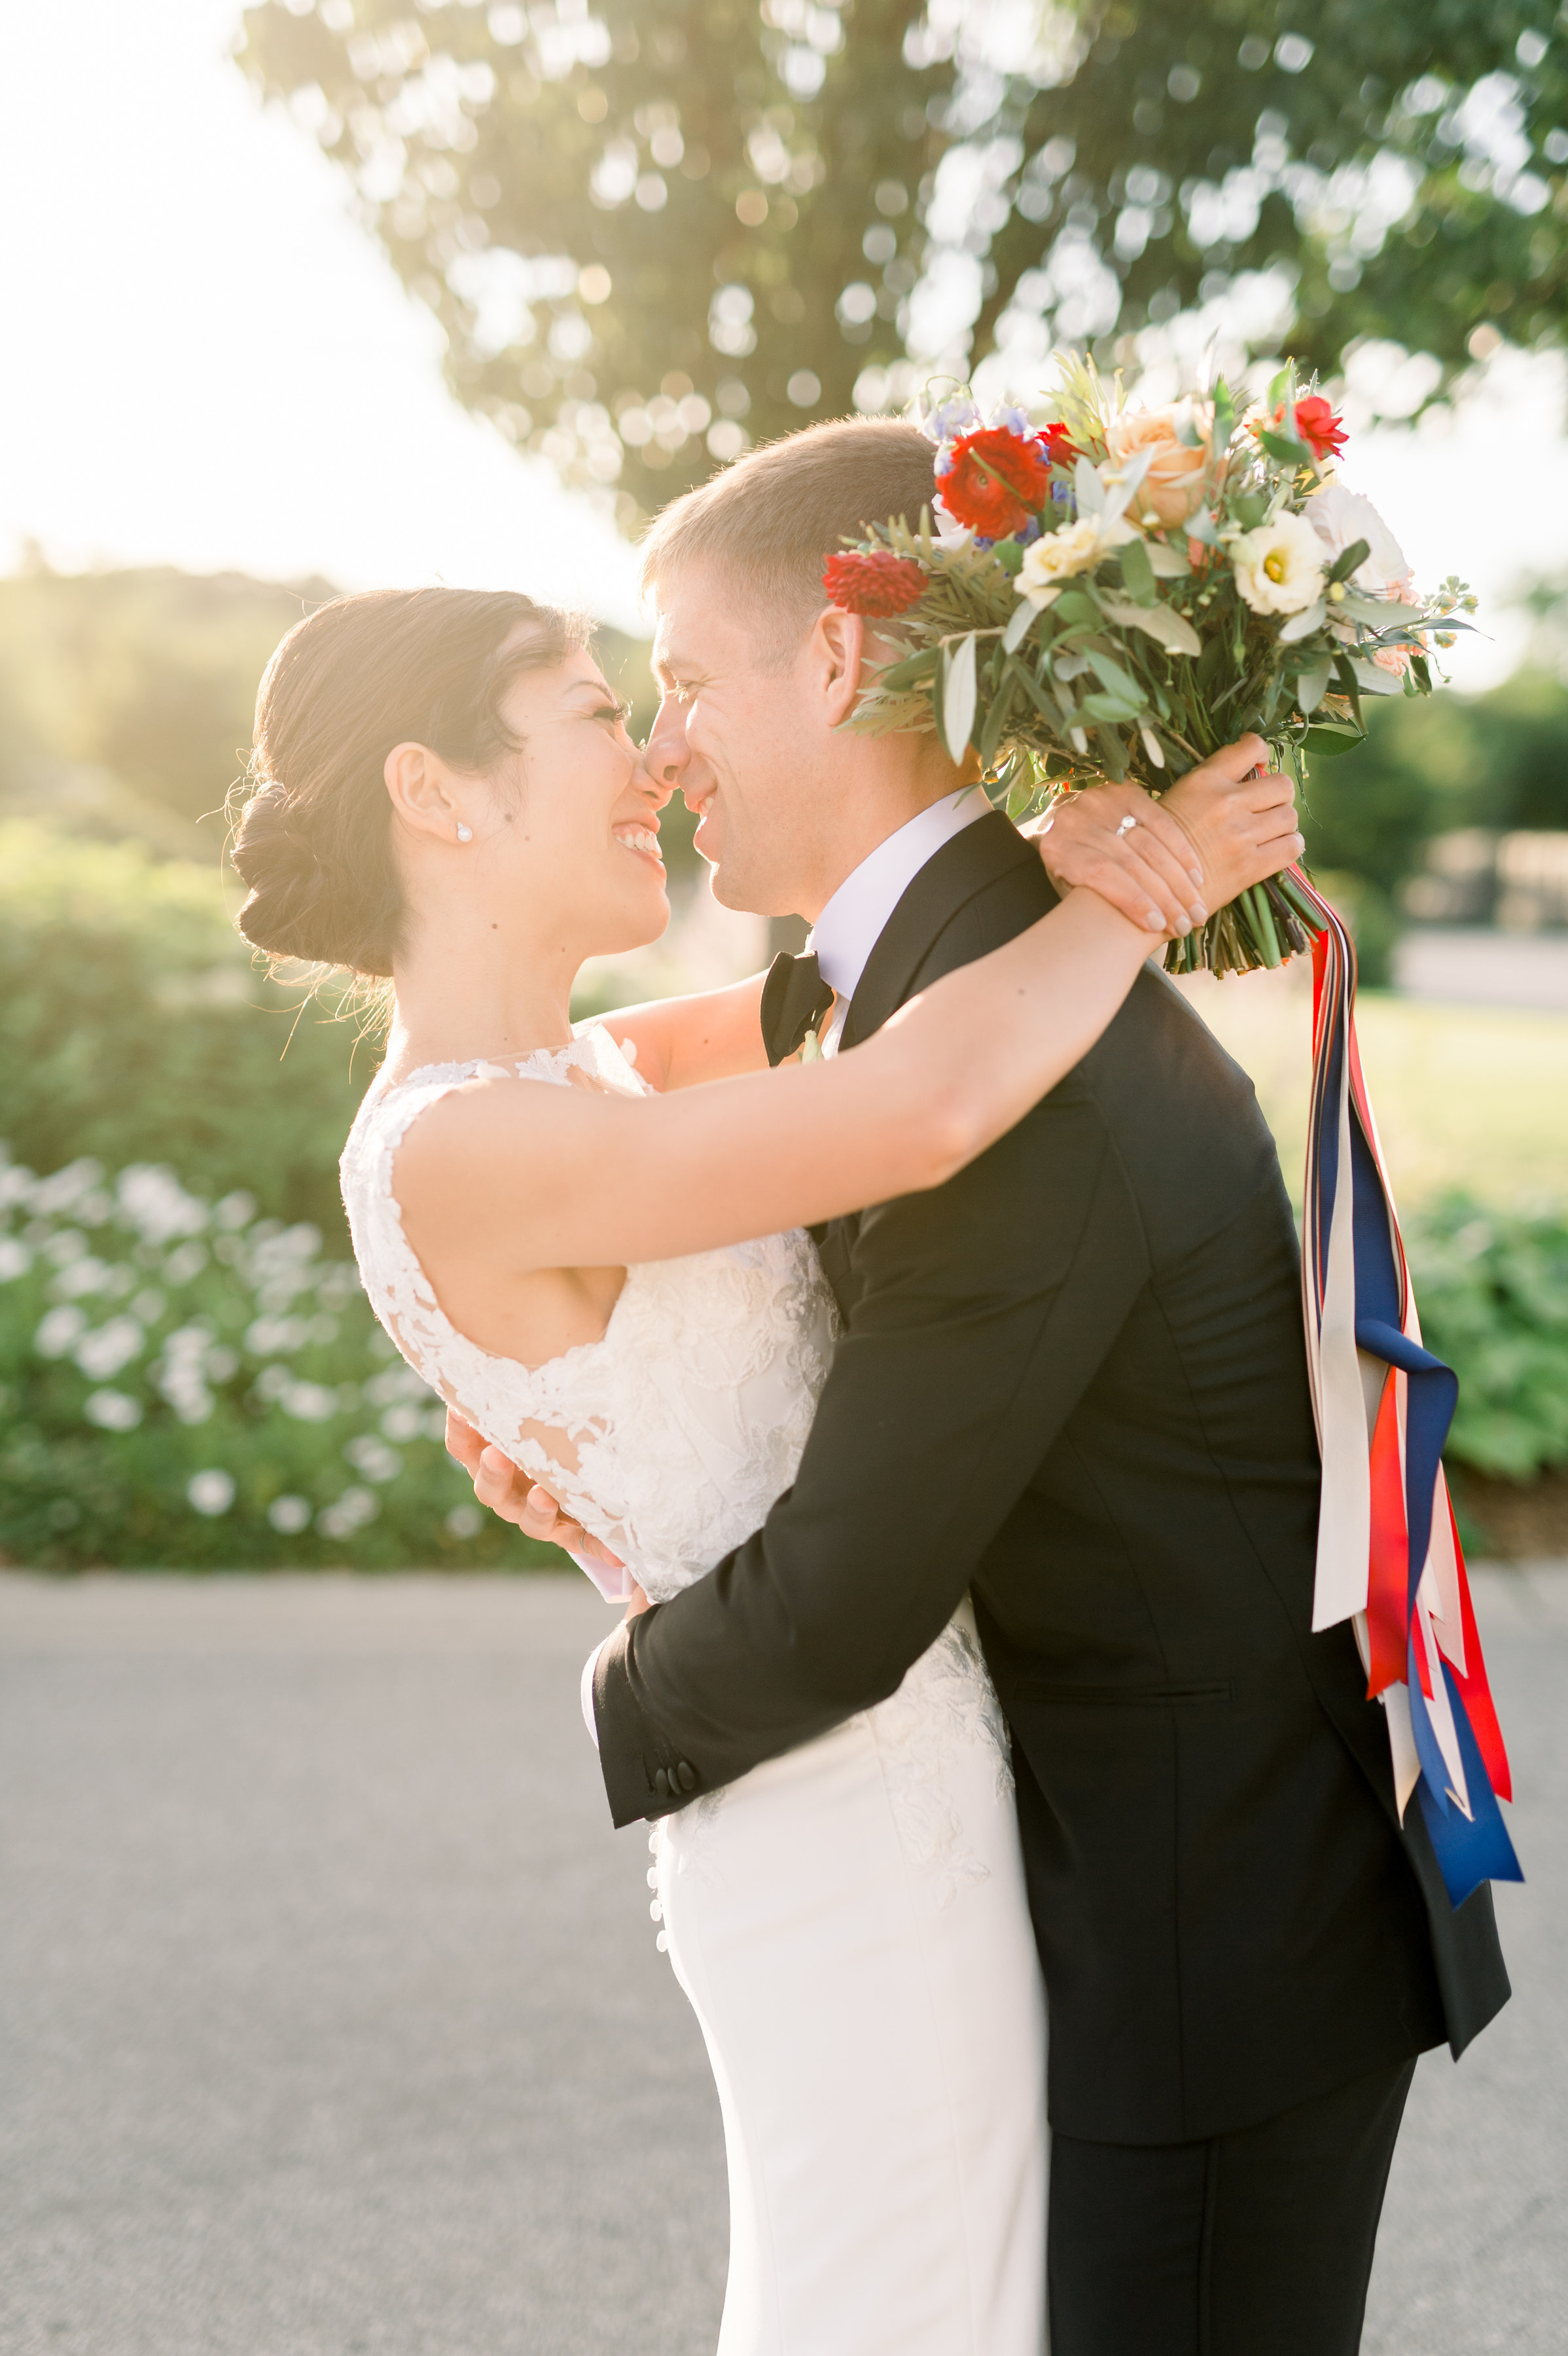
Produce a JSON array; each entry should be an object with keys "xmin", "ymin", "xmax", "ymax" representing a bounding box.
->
[{"xmin": 5, "ymin": 0, "xmax": 1566, "ymax": 684}]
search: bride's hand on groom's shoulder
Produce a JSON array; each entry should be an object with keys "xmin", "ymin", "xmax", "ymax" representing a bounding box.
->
[
  {"xmin": 1024, "ymin": 785, "xmax": 1210, "ymax": 938},
  {"xmin": 1023, "ymin": 735, "xmax": 1304, "ymax": 935}
]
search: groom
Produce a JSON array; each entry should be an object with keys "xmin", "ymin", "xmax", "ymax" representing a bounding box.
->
[{"xmin": 457, "ymin": 418, "xmax": 1508, "ymax": 2351}]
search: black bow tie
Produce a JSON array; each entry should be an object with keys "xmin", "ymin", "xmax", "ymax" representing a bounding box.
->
[{"xmin": 760, "ymin": 950, "xmax": 836, "ymax": 1067}]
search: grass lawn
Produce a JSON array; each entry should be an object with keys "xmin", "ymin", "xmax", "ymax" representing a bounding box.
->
[{"xmin": 1174, "ymin": 963, "xmax": 1568, "ymax": 1211}]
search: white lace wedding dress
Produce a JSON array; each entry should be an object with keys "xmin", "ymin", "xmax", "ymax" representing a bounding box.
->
[{"xmin": 341, "ymin": 1025, "xmax": 1048, "ymax": 2355}]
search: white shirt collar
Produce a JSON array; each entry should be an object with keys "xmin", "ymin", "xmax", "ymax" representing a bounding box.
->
[{"xmin": 808, "ymin": 787, "xmax": 989, "ymax": 1008}]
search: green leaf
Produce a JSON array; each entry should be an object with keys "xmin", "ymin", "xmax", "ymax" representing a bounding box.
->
[
  {"xmin": 874, "ymin": 648, "xmax": 938, "ymax": 692},
  {"xmin": 1211, "ymin": 380, "xmax": 1237, "ymax": 452},
  {"xmin": 1324, "ymin": 539, "xmax": 1370, "ymax": 586},
  {"xmin": 1294, "ymin": 661, "xmax": 1332, "ymax": 715},
  {"xmin": 1085, "ymin": 647, "xmax": 1145, "ymax": 704},
  {"xmin": 1012, "ymin": 660, "xmax": 1067, "ymax": 731},
  {"xmin": 1096, "ymin": 596, "xmax": 1202, "ymax": 657},
  {"xmin": 1144, "ymin": 541, "xmax": 1192, "ymax": 578},
  {"xmin": 978, "ymin": 670, "xmax": 1018, "ymax": 767},
  {"xmin": 942, "ymin": 634, "xmax": 978, "ymax": 763},
  {"xmin": 1117, "ymin": 537, "xmax": 1158, "ymax": 605},
  {"xmin": 1304, "ymin": 723, "xmax": 1364, "ymax": 756},
  {"xmin": 1051, "ymin": 590, "xmax": 1101, "ymax": 627},
  {"xmin": 1257, "ymin": 427, "xmax": 1312, "ymax": 467},
  {"xmin": 1003, "ymin": 599, "xmax": 1035, "ymax": 653},
  {"xmin": 1349, "ymin": 657, "xmax": 1406, "ymax": 698},
  {"xmin": 1277, "ymin": 598, "xmax": 1327, "ymax": 645},
  {"xmin": 1082, "ymin": 689, "xmax": 1143, "ymax": 724}
]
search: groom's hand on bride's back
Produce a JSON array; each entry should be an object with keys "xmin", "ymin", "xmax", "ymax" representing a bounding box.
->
[
  {"xmin": 444, "ymin": 1409, "xmax": 628, "ymax": 1575},
  {"xmin": 1025, "ymin": 734, "xmax": 1302, "ymax": 930}
]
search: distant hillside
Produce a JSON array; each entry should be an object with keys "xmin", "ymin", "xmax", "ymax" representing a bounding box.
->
[{"xmin": 0, "ymin": 561, "xmax": 656, "ymax": 862}]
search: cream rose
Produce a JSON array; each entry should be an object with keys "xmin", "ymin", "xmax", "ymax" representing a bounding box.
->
[
  {"xmin": 1015, "ymin": 513, "xmax": 1137, "ymax": 608},
  {"xmin": 1228, "ymin": 512, "xmax": 1328, "ymax": 616},
  {"xmin": 1104, "ymin": 401, "xmax": 1215, "ymax": 527}
]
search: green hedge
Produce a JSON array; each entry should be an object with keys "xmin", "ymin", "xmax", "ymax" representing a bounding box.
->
[
  {"xmin": 1408, "ymin": 1196, "xmax": 1568, "ymax": 1483},
  {"xmin": 0, "ymin": 1148, "xmax": 552, "ymax": 1571},
  {"xmin": 0, "ymin": 822, "xmax": 365, "ymax": 1239}
]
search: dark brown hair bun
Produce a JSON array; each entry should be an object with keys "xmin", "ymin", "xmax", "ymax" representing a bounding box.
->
[{"xmin": 230, "ymin": 586, "xmax": 584, "ymax": 976}]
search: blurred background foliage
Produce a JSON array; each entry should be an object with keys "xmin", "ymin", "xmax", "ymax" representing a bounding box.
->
[
  {"xmin": 238, "ymin": 0, "xmax": 1566, "ymax": 526},
  {"xmin": 1300, "ymin": 660, "xmax": 1568, "ymax": 980},
  {"xmin": 0, "ymin": 821, "xmax": 364, "ymax": 1238}
]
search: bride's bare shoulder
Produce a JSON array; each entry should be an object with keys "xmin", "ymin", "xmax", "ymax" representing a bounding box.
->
[{"xmin": 390, "ymin": 1063, "xmax": 626, "ymax": 1236}]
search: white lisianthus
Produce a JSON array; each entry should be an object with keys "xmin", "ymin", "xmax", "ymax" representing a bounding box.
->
[
  {"xmin": 1302, "ymin": 483, "xmax": 1414, "ymax": 599},
  {"xmin": 1016, "ymin": 514, "xmax": 1137, "ymax": 609},
  {"xmin": 1228, "ymin": 512, "xmax": 1327, "ymax": 615}
]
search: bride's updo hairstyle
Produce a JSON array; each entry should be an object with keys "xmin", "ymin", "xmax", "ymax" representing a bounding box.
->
[{"xmin": 231, "ymin": 586, "xmax": 585, "ymax": 976}]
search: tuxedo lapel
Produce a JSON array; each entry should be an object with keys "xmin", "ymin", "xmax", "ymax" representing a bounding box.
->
[{"xmin": 840, "ymin": 810, "xmax": 1039, "ymax": 1050}]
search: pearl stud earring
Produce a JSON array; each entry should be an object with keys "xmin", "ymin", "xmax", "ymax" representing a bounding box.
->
[{"xmin": 456, "ymin": 823, "xmax": 472, "ymax": 842}]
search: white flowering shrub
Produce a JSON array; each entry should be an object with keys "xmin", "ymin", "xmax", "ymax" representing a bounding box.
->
[{"xmin": 0, "ymin": 1151, "xmax": 550, "ymax": 1570}]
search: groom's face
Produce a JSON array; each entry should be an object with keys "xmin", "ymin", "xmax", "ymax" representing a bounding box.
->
[{"xmin": 647, "ymin": 564, "xmax": 840, "ymax": 921}]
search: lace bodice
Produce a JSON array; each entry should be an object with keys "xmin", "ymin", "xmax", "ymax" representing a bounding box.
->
[{"xmin": 339, "ymin": 1024, "xmax": 838, "ymax": 1601}]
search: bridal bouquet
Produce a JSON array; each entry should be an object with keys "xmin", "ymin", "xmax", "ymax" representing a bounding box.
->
[{"xmin": 825, "ymin": 359, "xmax": 1476, "ymax": 978}]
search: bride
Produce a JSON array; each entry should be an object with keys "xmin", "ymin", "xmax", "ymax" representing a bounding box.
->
[{"xmin": 231, "ymin": 584, "xmax": 1300, "ymax": 2355}]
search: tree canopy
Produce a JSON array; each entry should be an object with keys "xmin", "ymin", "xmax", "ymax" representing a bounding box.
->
[{"xmin": 239, "ymin": 0, "xmax": 1566, "ymax": 525}]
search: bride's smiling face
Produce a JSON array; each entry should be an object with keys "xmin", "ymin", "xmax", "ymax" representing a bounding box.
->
[{"xmin": 387, "ymin": 643, "xmax": 673, "ymax": 961}]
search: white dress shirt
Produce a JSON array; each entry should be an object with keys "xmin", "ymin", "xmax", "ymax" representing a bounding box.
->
[
  {"xmin": 810, "ymin": 787, "xmax": 989, "ymax": 1054},
  {"xmin": 579, "ymin": 785, "xmax": 991, "ymax": 1743}
]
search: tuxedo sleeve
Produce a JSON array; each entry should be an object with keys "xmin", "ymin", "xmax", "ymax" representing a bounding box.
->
[{"xmin": 592, "ymin": 1075, "xmax": 1152, "ymax": 1827}]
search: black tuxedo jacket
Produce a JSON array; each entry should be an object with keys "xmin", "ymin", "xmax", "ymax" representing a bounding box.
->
[{"xmin": 593, "ymin": 812, "xmax": 1508, "ymax": 2145}]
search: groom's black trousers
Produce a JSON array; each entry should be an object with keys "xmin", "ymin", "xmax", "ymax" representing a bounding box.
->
[{"xmin": 1047, "ymin": 2055, "xmax": 1416, "ymax": 2355}]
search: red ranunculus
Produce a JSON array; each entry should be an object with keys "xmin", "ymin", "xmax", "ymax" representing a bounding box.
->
[
  {"xmin": 939, "ymin": 426, "xmax": 1055, "ymax": 537},
  {"xmin": 1276, "ymin": 395, "xmax": 1347, "ymax": 462},
  {"xmin": 821, "ymin": 549, "xmax": 929, "ymax": 618},
  {"xmin": 1038, "ymin": 421, "xmax": 1079, "ymax": 470}
]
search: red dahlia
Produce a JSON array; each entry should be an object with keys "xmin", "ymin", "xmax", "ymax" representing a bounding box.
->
[
  {"xmin": 939, "ymin": 426, "xmax": 1056, "ymax": 537},
  {"xmin": 821, "ymin": 549, "xmax": 929, "ymax": 618},
  {"xmin": 1277, "ymin": 395, "xmax": 1347, "ymax": 462}
]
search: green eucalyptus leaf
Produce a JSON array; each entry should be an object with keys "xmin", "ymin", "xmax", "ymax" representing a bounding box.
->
[
  {"xmin": 1003, "ymin": 599, "xmax": 1035, "ymax": 653},
  {"xmin": 1082, "ymin": 689, "xmax": 1143, "ymax": 723},
  {"xmin": 1324, "ymin": 538, "xmax": 1371, "ymax": 586},
  {"xmin": 874, "ymin": 647, "xmax": 938, "ymax": 691},
  {"xmin": 1118, "ymin": 537, "xmax": 1158, "ymax": 605},
  {"xmin": 1304, "ymin": 722, "xmax": 1364, "ymax": 756},
  {"xmin": 1085, "ymin": 647, "xmax": 1144, "ymax": 704},
  {"xmin": 1294, "ymin": 661, "xmax": 1332, "ymax": 715},
  {"xmin": 1349, "ymin": 657, "xmax": 1405, "ymax": 698},
  {"xmin": 1277, "ymin": 598, "xmax": 1327, "ymax": 644},
  {"xmin": 1096, "ymin": 596, "xmax": 1202, "ymax": 657},
  {"xmin": 942, "ymin": 633, "xmax": 978, "ymax": 762}
]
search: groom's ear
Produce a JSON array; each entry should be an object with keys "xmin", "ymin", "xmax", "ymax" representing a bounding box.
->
[{"xmin": 813, "ymin": 605, "xmax": 868, "ymax": 728}]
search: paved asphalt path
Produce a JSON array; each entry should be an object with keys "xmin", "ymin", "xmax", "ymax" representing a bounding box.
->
[{"xmin": 1, "ymin": 1567, "xmax": 1563, "ymax": 2356}]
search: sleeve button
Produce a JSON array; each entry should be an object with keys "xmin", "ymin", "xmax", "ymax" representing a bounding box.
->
[{"xmin": 676, "ymin": 1761, "xmax": 698, "ymax": 1793}]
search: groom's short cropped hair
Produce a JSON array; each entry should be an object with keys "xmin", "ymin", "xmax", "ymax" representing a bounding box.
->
[{"xmin": 638, "ymin": 416, "xmax": 938, "ymax": 665}]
